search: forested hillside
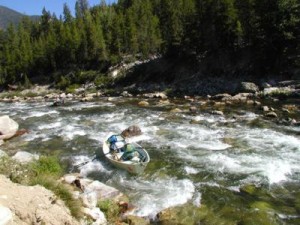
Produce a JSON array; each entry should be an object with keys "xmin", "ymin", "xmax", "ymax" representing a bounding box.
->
[
  {"xmin": 0, "ymin": 6, "xmax": 39, "ymax": 30},
  {"xmin": 0, "ymin": 6, "xmax": 25, "ymax": 30},
  {"xmin": 0, "ymin": 0, "xmax": 299, "ymax": 90}
]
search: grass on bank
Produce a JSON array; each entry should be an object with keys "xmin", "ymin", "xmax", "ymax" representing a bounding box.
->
[{"xmin": 0, "ymin": 155, "xmax": 82, "ymax": 219}]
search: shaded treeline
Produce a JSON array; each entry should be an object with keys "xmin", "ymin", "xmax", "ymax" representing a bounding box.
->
[{"xmin": 0, "ymin": 0, "xmax": 299, "ymax": 89}]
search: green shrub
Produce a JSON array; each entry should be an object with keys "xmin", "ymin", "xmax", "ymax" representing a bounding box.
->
[
  {"xmin": 77, "ymin": 71, "xmax": 98, "ymax": 84},
  {"xmin": 30, "ymin": 156, "xmax": 63, "ymax": 178},
  {"xmin": 94, "ymin": 75, "xmax": 112, "ymax": 87},
  {"xmin": 0, "ymin": 91, "xmax": 20, "ymax": 98},
  {"xmin": 0, "ymin": 157, "xmax": 32, "ymax": 184},
  {"xmin": 23, "ymin": 74, "xmax": 32, "ymax": 89},
  {"xmin": 24, "ymin": 91, "xmax": 38, "ymax": 98},
  {"xmin": 97, "ymin": 199, "xmax": 120, "ymax": 222},
  {"xmin": 66, "ymin": 84, "xmax": 80, "ymax": 94},
  {"xmin": 56, "ymin": 76, "xmax": 71, "ymax": 90}
]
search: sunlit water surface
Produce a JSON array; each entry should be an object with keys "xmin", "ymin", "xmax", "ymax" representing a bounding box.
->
[{"xmin": 1, "ymin": 98, "xmax": 300, "ymax": 223}]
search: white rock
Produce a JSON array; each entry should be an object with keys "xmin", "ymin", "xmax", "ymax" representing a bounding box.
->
[
  {"xmin": 66, "ymin": 93, "xmax": 73, "ymax": 98},
  {"xmin": 85, "ymin": 180, "xmax": 120, "ymax": 199},
  {"xmin": 83, "ymin": 207, "xmax": 107, "ymax": 224},
  {"xmin": 0, "ymin": 115, "xmax": 19, "ymax": 140},
  {"xmin": 12, "ymin": 151, "xmax": 39, "ymax": 164},
  {"xmin": 81, "ymin": 191, "xmax": 98, "ymax": 208},
  {"xmin": 63, "ymin": 174, "xmax": 77, "ymax": 184},
  {"xmin": 60, "ymin": 93, "xmax": 66, "ymax": 98},
  {"xmin": 0, "ymin": 205, "xmax": 12, "ymax": 225},
  {"xmin": 112, "ymin": 70, "xmax": 118, "ymax": 78}
]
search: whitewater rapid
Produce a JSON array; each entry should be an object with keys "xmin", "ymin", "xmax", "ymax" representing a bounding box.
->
[{"xmin": 1, "ymin": 99, "xmax": 299, "ymax": 218}]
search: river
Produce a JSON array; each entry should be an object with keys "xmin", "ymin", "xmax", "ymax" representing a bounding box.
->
[{"xmin": 1, "ymin": 97, "xmax": 300, "ymax": 224}]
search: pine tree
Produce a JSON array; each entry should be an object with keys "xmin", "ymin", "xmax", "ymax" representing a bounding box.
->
[{"xmin": 63, "ymin": 3, "xmax": 73, "ymax": 23}]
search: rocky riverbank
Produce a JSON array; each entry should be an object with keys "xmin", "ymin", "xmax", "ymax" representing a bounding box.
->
[
  {"xmin": 0, "ymin": 174, "xmax": 80, "ymax": 225},
  {"xmin": 0, "ymin": 149, "xmax": 151, "ymax": 225},
  {"xmin": 1, "ymin": 79, "xmax": 299, "ymax": 127}
]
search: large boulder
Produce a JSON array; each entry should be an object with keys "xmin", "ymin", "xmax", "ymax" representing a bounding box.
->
[
  {"xmin": 240, "ymin": 82, "xmax": 259, "ymax": 93},
  {"xmin": 0, "ymin": 116, "xmax": 19, "ymax": 140},
  {"xmin": 121, "ymin": 125, "xmax": 142, "ymax": 138},
  {"xmin": 0, "ymin": 175, "xmax": 80, "ymax": 225}
]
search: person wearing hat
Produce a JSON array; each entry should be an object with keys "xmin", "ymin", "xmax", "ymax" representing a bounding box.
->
[{"xmin": 120, "ymin": 143, "xmax": 137, "ymax": 161}]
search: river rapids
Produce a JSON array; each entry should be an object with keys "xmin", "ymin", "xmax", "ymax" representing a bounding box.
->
[{"xmin": 1, "ymin": 97, "xmax": 300, "ymax": 224}]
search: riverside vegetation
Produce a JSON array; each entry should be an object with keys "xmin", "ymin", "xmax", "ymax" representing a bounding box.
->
[{"xmin": 0, "ymin": 0, "xmax": 299, "ymax": 93}]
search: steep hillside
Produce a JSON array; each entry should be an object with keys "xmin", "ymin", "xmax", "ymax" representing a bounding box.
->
[{"xmin": 0, "ymin": 6, "xmax": 38, "ymax": 29}]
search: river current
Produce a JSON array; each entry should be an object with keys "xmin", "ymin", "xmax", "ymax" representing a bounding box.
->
[{"xmin": 1, "ymin": 97, "xmax": 300, "ymax": 224}]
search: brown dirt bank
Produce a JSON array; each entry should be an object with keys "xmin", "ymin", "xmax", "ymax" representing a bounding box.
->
[{"xmin": 0, "ymin": 175, "xmax": 79, "ymax": 225}]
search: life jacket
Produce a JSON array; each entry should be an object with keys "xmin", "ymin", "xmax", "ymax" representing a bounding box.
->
[{"xmin": 107, "ymin": 135, "xmax": 125, "ymax": 152}]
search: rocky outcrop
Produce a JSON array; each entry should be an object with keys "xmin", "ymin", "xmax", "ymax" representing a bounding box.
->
[
  {"xmin": 0, "ymin": 175, "xmax": 80, "ymax": 225},
  {"xmin": 62, "ymin": 174, "xmax": 126, "ymax": 225}
]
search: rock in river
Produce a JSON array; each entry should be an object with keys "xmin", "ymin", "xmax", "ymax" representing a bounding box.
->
[{"xmin": 0, "ymin": 115, "xmax": 19, "ymax": 140}]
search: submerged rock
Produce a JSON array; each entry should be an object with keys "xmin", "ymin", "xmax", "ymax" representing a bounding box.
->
[
  {"xmin": 170, "ymin": 108, "xmax": 182, "ymax": 113},
  {"xmin": 123, "ymin": 215, "xmax": 150, "ymax": 225},
  {"xmin": 211, "ymin": 110, "xmax": 224, "ymax": 116},
  {"xmin": 156, "ymin": 204, "xmax": 202, "ymax": 225},
  {"xmin": 265, "ymin": 112, "xmax": 278, "ymax": 118},
  {"xmin": 138, "ymin": 101, "xmax": 149, "ymax": 107}
]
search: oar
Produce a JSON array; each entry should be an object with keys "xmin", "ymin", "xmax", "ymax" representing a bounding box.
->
[{"xmin": 73, "ymin": 155, "xmax": 97, "ymax": 169}]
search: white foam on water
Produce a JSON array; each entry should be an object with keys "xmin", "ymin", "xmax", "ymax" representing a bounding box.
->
[
  {"xmin": 237, "ymin": 128, "xmax": 300, "ymax": 153},
  {"xmin": 203, "ymin": 150, "xmax": 297, "ymax": 185},
  {"xmin": 156, "ymin": 124, "xmax": 231, "ymax": 152},
  {"xmin": 192, "ymin": 115, "xmax": 220, "ymax": 123},
  {"xmin": 207, "ymin": 154, "xmax": 241, "ymax": 173},
  {"xmin": 263, "ymin": 160, "xmax": 292, "ymax": 184},
  {"xmin": 198, "ymin": 141, "xmax": 231, "ymax": 151},
  {"xmin": 61, "ymin": 125, "xmax": 87, "ymax": 140},
  {"xmin": 197, "ymin": 181, "xmax": 221, "ymax": 188},
  {"xmin": 232, "ymin": 128, "xmax": 300, "ymax": 184},
  {"xmin": 38, "ymin": 121, "xmax": 62, "ymax": 130},
  {"xmin": 65, "ymin": 102, "xmax": 114, "ymax": 111},
  {"xmin": 192, "ymin": 191, "xmax": 202, "ymax": 207},
  {"xmin": 23, "ymin": 110, "xmax": 58, "ymax": 119},
  {"xmin": 72, "ymin": 155, "xmax": 111, "ymax": 177},
  {"xmin": 22, "ymin": 131, "xmax": 48, "ymax": 142},
  {"xmin": 227, "ymin": 186, "xmax": 241, "ymax": 192},
  {"xmin": 184, "ymin": 166, "xmax": 199, "ymax": 175},
  {"xmin": 125, "ymin": 178, "xmax": 195, "ymax": 218}
]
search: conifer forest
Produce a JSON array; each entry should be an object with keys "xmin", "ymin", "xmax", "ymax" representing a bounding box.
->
[{"xmin": 0, "ymin": 0, "xmax": 299, "ymax": 88}]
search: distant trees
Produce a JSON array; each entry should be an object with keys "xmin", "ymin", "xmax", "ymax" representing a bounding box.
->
[{"xmin": 0, "ymin": 0, "xmax": 298, "ymax": 88}]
